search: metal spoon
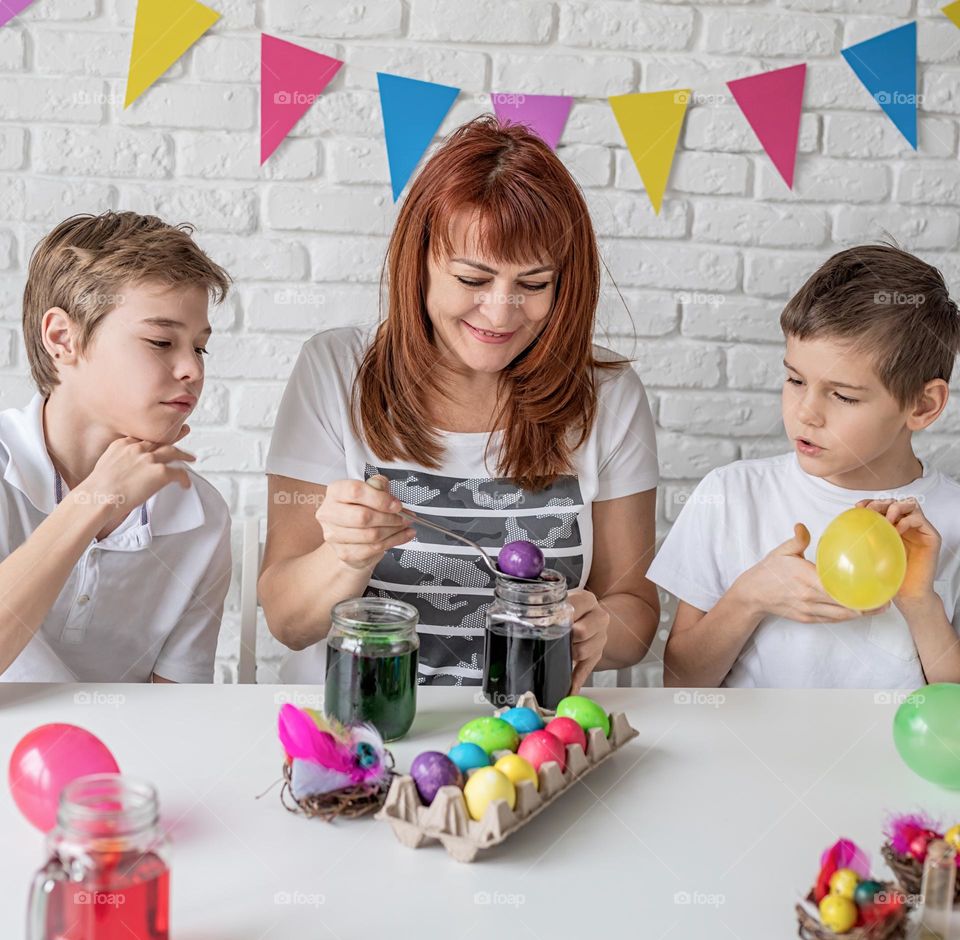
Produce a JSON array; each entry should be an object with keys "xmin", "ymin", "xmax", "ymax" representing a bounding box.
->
[{"xmin": 366, "ymin": 476, "xmax": 542, "ymax": 584}]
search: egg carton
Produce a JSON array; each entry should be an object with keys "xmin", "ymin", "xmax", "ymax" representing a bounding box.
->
[{"xmin": 375, "ymin": 691, "xmax": 639, "ymax": 862}]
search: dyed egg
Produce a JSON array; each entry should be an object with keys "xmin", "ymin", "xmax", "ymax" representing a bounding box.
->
[
  {"xmin": 447, "ymin": 742, "xmax": 490, "ymax": 774},
  {"xmin": 853, "ymin": 880, "xmax": 884, "ymax": 908},
  {"xmin": 829, "ymin": 868, "xmax": 860, "ymax": 900},
  {"xmin": 500, "ymin": 706, "xmax": 544, "ymax": 734},
  {"xmin": 494, "ymin": 753, "xmax": 539, "ymax": 790},
  {"xmin": 944, "ymin": 824, "xmax": 960, "ymax": 853},
  {"xmin": 497, "ymin": 541, "xmax": 545, "ymax": 580},
  {"xmin": 517, "ymin": 729, "xmax": 566, "ymax": 773},
  {"xmin": 556, "ymin": 695, "xmax": 611, "ymax": 737},
  {"xmin": 908, "ymin": 830, "xmax": 938, "ymax": 862},
  {"xmin": 410, "ymin": 751, "xmax": 462, "ymax": 805},
  {"xmin": 458, "ymin": 717, "xmax": 520, "ymax": 755},
  {"xmin": 545, "ymin": 716, "xmax": 587, "ymax": 752},
  {"xmin": 463, "ymin": 767, "xmax": 516, "ymax": 821},
  {"xmin": 819, "ymin": 895, "xmax": 858, "ymax": 933}
]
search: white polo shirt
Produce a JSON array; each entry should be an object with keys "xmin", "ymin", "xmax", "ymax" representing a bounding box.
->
[{"xmin": 0, "ymin": 394, "xmax": 232, "ymax": 683}]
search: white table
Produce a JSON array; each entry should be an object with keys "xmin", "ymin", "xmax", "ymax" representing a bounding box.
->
[{"xmin": 1, "ymin": 684, "xmax": 956, "ymax": 938}]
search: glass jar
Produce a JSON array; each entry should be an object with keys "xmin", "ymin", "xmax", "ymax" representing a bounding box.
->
[
  {"xmin": 28, "ymin": 774, "xmax": 169, "ymax": 940},
  {"xmin": 482, "ymin": 569, "xmax": 574, "ymax": 710},
  {"xmin": 324, "ymin": 597, "xmax": 420, "ymax": 742}
]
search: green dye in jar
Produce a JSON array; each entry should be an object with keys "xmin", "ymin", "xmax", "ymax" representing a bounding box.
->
[{"xmin": 323, "ymin": 599, "xmax": 420, "ymax": 743}]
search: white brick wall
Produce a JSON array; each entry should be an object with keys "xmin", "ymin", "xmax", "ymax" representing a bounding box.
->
[{"xmin": 1, "ymin": 0, "xmax": 958, "ymax": 683}]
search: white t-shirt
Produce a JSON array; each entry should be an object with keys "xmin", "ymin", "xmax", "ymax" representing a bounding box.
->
[
  {"xmin": 0, "ymin": 394, "xmax": 232, "ymax": 683},
  {"xmin": 266, "ymin": 326, "xmax": 659, "ymax": 685},
  {"xmin": 646, "ymin": 451, "xmax": 960, "ymax": 688}
]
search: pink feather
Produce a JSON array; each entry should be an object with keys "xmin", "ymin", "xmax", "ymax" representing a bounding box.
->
[
  {"xmin": 310, "ymin": 730, "xmax": 358, "ymax": 775},
  {"xmin": 819, "ymin": 838, "xmax": 870, "ymax": 878},
  {"xmin": 885, "ymin": 811, "xmax": 941, "ymax": 855},
  {"xmin": 278, "ymin": 703, "xmax": 325, "ymax": 761}
]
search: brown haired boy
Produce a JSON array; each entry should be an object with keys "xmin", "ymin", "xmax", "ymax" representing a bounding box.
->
[
  {"xmin": 648, "ymin": 244, "xmax": 960, "ymax": 688},
  {"xmin": 0, "ymin": 211, "xmax": 232, "ymax": 682}
]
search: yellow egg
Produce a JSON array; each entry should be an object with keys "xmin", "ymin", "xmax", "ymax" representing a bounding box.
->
[
  {"xmin": 495, "ymin": 754, "xmax": 539, "ymax": 791},
  {"xmin": 829, "ymin": 868, "xmax": 860, "ymax": 900},
  {"xmin": 819, "ymin": 895, "xmax": 858, "ymax": 934},
  {"xmin": 462, "ymin": 767, "xmax": 516, "ymax": 821},
  {"xmin": 945, "ymin": 824, "xmax": 960, "ymax": 852}
]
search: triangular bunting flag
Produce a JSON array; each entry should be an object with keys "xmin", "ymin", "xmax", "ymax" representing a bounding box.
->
[
  {"xmin": 261, "ymin": 36, "xmax": 343, "ymax": 165},
  {"xmin": 0, "ymin": 1, "xmax": 36, "ymax": 29},
  {"xmin": 727, "ymin": 64, "xmax": 806, "ymax": 189},
  {"xmin": 943, "ymin": 1, "xmax": 960, "ymax": 29},
  {"xmin": 608, "ymin": 90, "xmax": 690, "ymax": 215},
  {"xmin": 841, "ymin": 22, "xmax": 917, "ymax": 149},
  {"xmin": 490, "ymin": 93, "xmax": 573, "ymax": 151},
  {"xmin": 377, "ymin": 72, "xmax": 459, "ymax": 202},
  {"xmin": 125, "ymin": 0, "xmax": 220, "ymax": 108}
]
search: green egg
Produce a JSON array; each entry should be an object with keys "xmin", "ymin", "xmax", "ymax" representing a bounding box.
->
[
  {"xmin": 457, "ymin": 717, "xmax": 520, "ymax": 755},
  {"xmin": 556, "ymin": 695, "xmax": 610, "ymax": 737}
]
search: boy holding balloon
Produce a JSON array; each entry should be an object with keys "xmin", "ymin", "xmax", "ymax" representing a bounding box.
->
[
  {"xmin": 0, "ymin": 212, "xmax": 232, "ymax": 683},
  {"xmin": 648, "ymin": 244, "xmax": 960, "ymax": 688}
]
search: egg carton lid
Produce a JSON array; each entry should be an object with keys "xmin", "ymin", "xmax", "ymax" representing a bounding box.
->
[{"xmin": 375, "ymin": 690, "xmax": 639, "ymax": 862}]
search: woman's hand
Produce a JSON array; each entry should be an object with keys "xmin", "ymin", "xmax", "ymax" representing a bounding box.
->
[
  {"xmin": 315, "ymin": 475, "xmax": 414, "ymax": 571},
  {"xmin": 568, "ymin": 588, "xmax": 610, "ymax": 694}
]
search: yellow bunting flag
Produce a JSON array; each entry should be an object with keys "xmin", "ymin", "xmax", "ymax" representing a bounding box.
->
[
  {"xmin": 943, "ymin": 1, "xmax": 960, "ymax": 29},
  {"xmin": 608, "ymin": 89, "xmax": 691, "ymax": 215},
  {"xmin": 125, "ymin": 0, "xmax": 220, "ymax": 108}
]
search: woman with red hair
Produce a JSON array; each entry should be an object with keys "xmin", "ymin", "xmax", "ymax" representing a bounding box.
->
[{"xmin": 260, "ymin": 115, "xmax": 659, "ymax": 689}]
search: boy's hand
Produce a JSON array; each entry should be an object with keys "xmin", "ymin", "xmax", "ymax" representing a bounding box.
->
[
  {"xmin": 736, "ymin": 523, "xmax": 873, "ymax": 623},
  {"xmin": 855, "ymin": 497, "xmax": 941, "ymax": 607},
  {"xmin": 73, "ymin": 423, "xmax": 195, "ymax": 525}
]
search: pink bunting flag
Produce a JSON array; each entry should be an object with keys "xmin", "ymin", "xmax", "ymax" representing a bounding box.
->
[
  {"xmin": 261, "ymin": 34, "xmax": 343, "ymax": 165},
  {"xmin": 490, "ymin": 92, "xmax": 573, "ymax": 151},
  {"xmin": 0, "ymin": 0, "xmax": 34, "ymax": 28},
  {"xmin": 727, "ymin": 63, "xmax": 806, "ymax": 189}
]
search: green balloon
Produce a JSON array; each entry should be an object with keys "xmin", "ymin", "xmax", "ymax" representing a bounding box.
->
[{"xmin": 892, "ymin": 683, "xmax": 960, "ymax": 789}]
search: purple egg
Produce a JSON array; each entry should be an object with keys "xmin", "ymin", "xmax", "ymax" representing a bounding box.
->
[
  {"xmin": 410, "ymin": 751, "xmax": 463, "ymax": 805},
  {"xmin": 497, "ymin": 540, "xmax": 545, "ymax": 579}
]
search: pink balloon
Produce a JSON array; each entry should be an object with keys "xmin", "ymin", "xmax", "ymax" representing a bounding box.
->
[{"xmin": 8, "ymin": 724, "xmax": 120, "ymax": 831}]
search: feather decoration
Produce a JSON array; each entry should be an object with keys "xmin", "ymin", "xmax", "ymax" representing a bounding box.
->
[
  {"xmin": 884, "ymin": 811, "xmax": 940, "ymax": 855},
  {"xmin": 278, "ymin": 704, "xmax": 391, "ymax": 801}
]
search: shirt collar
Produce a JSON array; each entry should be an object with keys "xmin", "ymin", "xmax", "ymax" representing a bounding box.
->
[
  {"xmin": 788, "ymin": 450, "xmax": 939, "ymax": 506},
  {"xmin": 0, "ymin": 393, "xmax": 205, "ymax": 538}
]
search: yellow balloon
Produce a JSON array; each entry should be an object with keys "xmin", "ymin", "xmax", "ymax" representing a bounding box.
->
[{"xmin": 816, "ymin": 508, "xmax": 906, "ymax": 611}]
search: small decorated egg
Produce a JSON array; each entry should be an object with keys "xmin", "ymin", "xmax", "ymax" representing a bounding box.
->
[
  {"xmin": 853, "ymin": 880, "xmax": 884, "ymax": 908},
  {"xmin": 829, "ymin": 868, "xmax": 859, "ymax": 900},
  {"xmin": 410, "ymin": 751, "xmax": 463, "ymax": 805},
  {"xmin": 458, "ymin": 716, "xmax": 520, "ymax": 755},
  {"xmin": 497, "ymin": 541, "xmax": 545, "ymax": 580},
  {"xmin": 545, "ymin": 716, "xmax": 587, "ymax": 752},
  {"xmin": 908, "ymin": 830, "xmax": 938, "ymax": 862},
  {"xmin": 463, "ymin": 767, "xmax": 516, "ymax": 821},
  {"xmin": 819, "ymin": 895, "xmax": 858, "ymax": 933},
  {"xmin": 944, "ymin": 824, "xmax": 960, "ymax": 853},
  {"xmin": 517, "ymin": 729, "xmax": 566, "ymax": 773},
  {"xmin": 500, "ymin": 706, "xmax": 544, "ymax": 734},
  {"xmin": 556, "ymin": 695, "xmax": 611, "ymax": 737},
  {"xmin": 494, "ymin": 754, "xmax": 539, "ymax": 790},
  {"xmin": 447, "ymin": 742, "xmax": 490, "ymax": 774}
]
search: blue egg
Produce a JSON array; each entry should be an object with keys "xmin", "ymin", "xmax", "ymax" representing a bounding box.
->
[
  {"xmin": 499, "ymin": 706, "xmax": 544, "ymax": 734},
  {"xmin": 447, "ymin": 742, "xmax": 490, "ymax": 773}
]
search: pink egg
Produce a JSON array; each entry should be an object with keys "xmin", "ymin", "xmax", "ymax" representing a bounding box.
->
[
  {"xmin": 517, "ymin": 730, "xmax": 566, "ymax": 773},
  {"xmin": 545, "ymin": 717, "xmax": 587, "ymax": 752}
]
